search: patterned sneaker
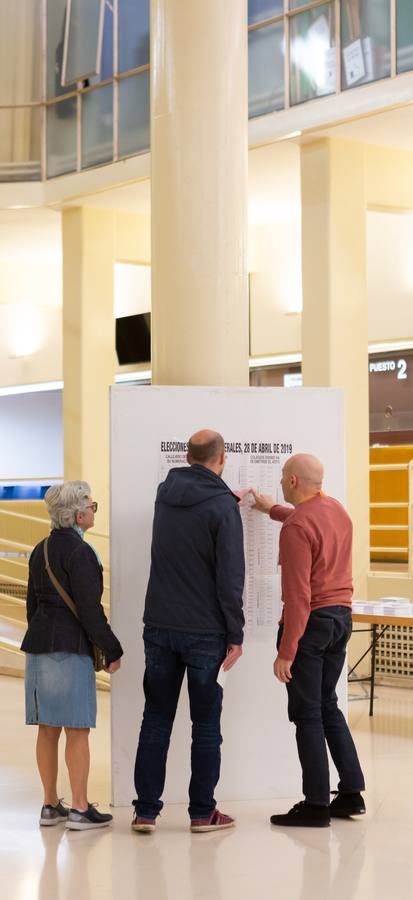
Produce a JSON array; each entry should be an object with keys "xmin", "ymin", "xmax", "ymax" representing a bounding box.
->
[
  {"xmin": 66, "ymin": 803, "xmax": 113, "ymax": 831},
  {"xmin": 39, "ymin": 799, "xmax": 70, "ymax": 826},
  {"xmin": 131, "ymin": 815, "xmax": 156, "ymax": 833},
  {"xmin": 190, "ymin": 809, "xmax": 235, "ymax": 833}
]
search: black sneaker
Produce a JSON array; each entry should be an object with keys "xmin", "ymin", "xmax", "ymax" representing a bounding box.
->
[
  {"xmin": 329, "ymin": 792, "xmax": 366, "ymax": 818},
  {"xmin": 39, "ymin": 799, "xmax": 70, "ymax": 826},
  {"xmin": 270, "ymin": 801, "xmax": 330, "ymax": 828},
  {"xmin": 66, "ymin": 803, "xmax": 113, "ymax": 831}
]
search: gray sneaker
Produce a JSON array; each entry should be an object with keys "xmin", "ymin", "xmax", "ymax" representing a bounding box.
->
[
  {"xmin": 39, "ymin": 800, "xmax": 70, "ymax": 826},
  {"xmin": 66, "ymin": 803, "xmax": 113, "ymax": 831}
]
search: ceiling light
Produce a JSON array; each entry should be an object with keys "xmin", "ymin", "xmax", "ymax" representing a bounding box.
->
[
  {"xmin": 249, "ymin": 353, "xmax": 302, "ymax": 368},
  {"xmin": 0, "ymin": 381, "xmax": 63, "ymax": 396},
  {"xmin": 277, "ymin": 131, "xmax": 302, "ymax": 141},
  {"xmin": 114, "ymin": 370, "xmax": 152, "ymax": 383}
]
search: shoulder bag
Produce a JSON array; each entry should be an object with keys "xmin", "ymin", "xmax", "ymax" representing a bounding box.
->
[{"xmin": 43, "ymin": 537, "xmax": 106, "ymax": 672}]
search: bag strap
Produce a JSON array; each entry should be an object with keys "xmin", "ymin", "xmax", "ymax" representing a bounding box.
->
[{"xmin": 43, "ymin": 537, "xmax": 80, "ymax": 622}]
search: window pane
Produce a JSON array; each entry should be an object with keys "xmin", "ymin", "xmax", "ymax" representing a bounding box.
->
[
  {"xmin": 290, "ymin": 6, "xmax": 336, "ymax": 105},
  {"xmin": 102, "ymin": 1, "xmax": 114, "ymax": 78},
  {"xmin": 47, "ymin": 0, "xmax": 75, "ymax": 98},
  {"xmin": 341, "ymin": 0, "xmax": 390, "ymax": 90},
  {"xmin": 118, "ymin": 0, "xmax": 150, "ymax": 73},
  {"xmin": 248, "ymin": 0, "xmax": 282, "ymax": 25},
  {"xmin": 118, "ymin": 72, "xmax": 150, "ymax": 158},
  {"xmin": 290, "ymin": 0, "xmax": 321, "ymax": 7},
  {"xmin": 397, "ymin": 0, "xmax": 413, "ymax": 74},
  {"xmin": 248, "ymin": 22, "xmax": 284, "ymax": 117},
  {"xmin": 64, "ymin": 0, "xmax": 104, "ymax": 84},
  {"xmin": 47, "ymin": 100, "xmax": 77, "ymax": 178},
  {"xmin": 0, "ymin": 107, "xmax": 41, "ymax": 182},
  {"xmin": 88, "ymin": 1, "xmax": 114, "ymax": 84},
  {"xmin": 81, "ymin": 85, "xmax": 113, "ymax": 169}
]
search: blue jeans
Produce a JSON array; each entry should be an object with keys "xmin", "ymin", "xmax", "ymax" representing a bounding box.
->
[
  {"xmin": 279, "ymin": 606, "xmax": 365, "ymax": 805},
  {"xmin": 133, "ymin": 626, "xmax": 226, "ymax": 820}
]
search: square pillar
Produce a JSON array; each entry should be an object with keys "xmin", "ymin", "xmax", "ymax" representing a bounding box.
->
[
  {"xmin": 62, "ymin": 206, "xmax": 116, "ymax": 534},
  {"xmin": 301, "ymin": 139, "xmax": 369, "ymax": 597}
]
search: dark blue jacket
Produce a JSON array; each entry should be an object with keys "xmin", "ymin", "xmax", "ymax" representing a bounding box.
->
[
  {"xmin": 21, "ymin": 527, "xmax": 123, "ymax": 664},
  {"xmin": 144, "ymin": 464, "xmax": 245, "ymax": 644}
]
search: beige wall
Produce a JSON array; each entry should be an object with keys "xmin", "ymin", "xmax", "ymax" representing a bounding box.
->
[
  {"xmin": 0, "ymin": 208, "xmax": 62, "ymax": 385},
  {"xmin": 249, "ymin": 223, "xmax": 301, "ymax": 357},
  {"xmin": 2, "ymin": 144, "xmax": 413, "ymax": 387},
  {"xmin": 0, "ymin": 303, "xmax": 62, "ymax": 387},
  {"xmin": 248, "ymin": 142, "xmax": 302, "ymax": 357},
  {"xmin": 365, "ymin": 145, "xmax": 413, "ymax": 210},
  {"xmin": 115, "ymin": 210, "xmax": 151, "ymax": 263},
  {"xmin": 0, "ymin": 209, "xmax": 151, "ymax": 387},
  {"xmin": 249, "ymin": 143, "xmax": 413, "ymax": 358},
  {"xmin": 367, "ymin": 210, "xmax": 413, "ymax": 343}
]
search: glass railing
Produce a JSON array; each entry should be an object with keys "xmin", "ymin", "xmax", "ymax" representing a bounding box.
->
[{"xmin": 0, "ymin": 501, "xmax": 111, "ymax": 686}]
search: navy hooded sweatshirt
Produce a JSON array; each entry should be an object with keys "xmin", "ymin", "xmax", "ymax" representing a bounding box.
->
[{"xmin": 143, "ymin": 464, "xmax": 245, "ymax": 645}]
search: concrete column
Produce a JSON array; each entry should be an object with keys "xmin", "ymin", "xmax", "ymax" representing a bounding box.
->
[
  {"xmin": 151, "ymin": 0, "xmax": 249, "ymax": 386},
  {"xmin": 301, "ymin": 138, "xmax": 369, "ymax": 598},
  {"xmin": 62, "ymin": 206, "xmax": 116, "ymax": 535}
]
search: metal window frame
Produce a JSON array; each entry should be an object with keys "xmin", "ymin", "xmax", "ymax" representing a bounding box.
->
[
  {"xmin": 79, "ymin": 81, "xmax": 116, "ymax": 171},
  {"xmin": 116, "ymin": 67, "xmax": 151, "ymax": 162},
  {"xmin": 41, "ymin": 0, "xmax": 47, "ymax": 180},
  {"xmin": 246, "ymin": 0, "xmax": 332, "ymax": 27},
  {"xmin": 3, "ymin": 0, "xmax": 408, "ymax": 183},
  {"xmin": 390, "ymin": 0, "xmax": 396, "ymax": 78},
  {"xmin": 287, "ymin": 0, "xmax": 336, "ymax": 106},
  {"xmin": 284, "ymin": 0, "xmax": 290, "ymax": 108},
  {"xmin": 286, "ymin": 0, "xmax": 334, "ymax": 16},
  {"xmin": 61, "ymin": 0, "xmax": 106, "ymax": 87},
  {"xmin": 113, "ymin": 0, "xmax": 119, "ymax": 161},
  {"xmin": 335, "ymin": 0, "xmax": 341, "ymax": 92},
  {"xmin": 248, "ymin": 14, "xmax": 284, "ymax": 33}
]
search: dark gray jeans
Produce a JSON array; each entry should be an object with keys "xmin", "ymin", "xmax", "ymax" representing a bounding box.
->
[{"xmin": 279, "ymin": 606, "xmax": 365, "ymax": 805}]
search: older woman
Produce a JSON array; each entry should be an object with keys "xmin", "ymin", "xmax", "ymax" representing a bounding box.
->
[{"xmin": 21, "ymin": 481, "xmax": 123, "ymax": 831}]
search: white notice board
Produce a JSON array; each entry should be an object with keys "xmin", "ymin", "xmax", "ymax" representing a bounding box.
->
[{"xmin": 110, "ymin": 386, "xmax": 346, "ymax": 805}]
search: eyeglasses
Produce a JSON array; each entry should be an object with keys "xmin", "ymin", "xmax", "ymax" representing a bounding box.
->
[{"xmin": 85, "ymin": 502, "xmax": 98, "ymax": 513}]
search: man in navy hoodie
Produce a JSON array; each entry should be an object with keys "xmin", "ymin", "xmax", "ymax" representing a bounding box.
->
[{"xmin": 132, "ymin": 430, "xmax": 245, "ymax": 834}]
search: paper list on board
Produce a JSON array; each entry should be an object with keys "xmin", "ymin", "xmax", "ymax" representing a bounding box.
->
[
  {"xmin": 224, "ymin": 452, "xmax": 282, "ymax": 633},
  {"xmin": 157, "ymin": 438, "xmax": 293, "ymax": 636}
]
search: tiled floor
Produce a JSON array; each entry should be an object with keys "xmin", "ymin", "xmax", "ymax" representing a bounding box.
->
[{"xmin": 1, "ymin": 675, "xmax": 413, "ymax": 900}]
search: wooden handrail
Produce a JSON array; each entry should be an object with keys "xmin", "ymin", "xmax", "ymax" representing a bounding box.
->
[
  {"xmin": 0, "ymin": 538, "xmax": 32, "ymax": 552},
  {"xmin": 0, "ymin": 592, "xmax": 25, "ymax": 605},
  {"xmin": 370, "ymin": 463, "xmax": 409, "ymax": 471},
  {"xmin": 0, "ymin": 637, "xmax": 110, "ymax": 688},
  {"xmin": 0, "ymin": 509, "xmax": 108, "ymax": 542},
  {"xmin": 0, "ymin": 574, "xmax": 27, "ymax": 586},
  {"xmin": 370, "ymin": 525, "xmax": 408, "ymax": 531},
  {"xmin": 0, "ymin": 508, "xmax": 49, "ymax": 525}
]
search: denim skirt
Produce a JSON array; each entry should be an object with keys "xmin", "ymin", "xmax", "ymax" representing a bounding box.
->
[{"xmin": 25, "ymin": 652, "xmax": 97, "ymax": 728}]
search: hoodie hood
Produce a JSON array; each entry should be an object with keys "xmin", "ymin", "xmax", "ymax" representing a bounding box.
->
[{"xmin": 157, "ymin": 464, "xmax": 234, "ymax": 509}]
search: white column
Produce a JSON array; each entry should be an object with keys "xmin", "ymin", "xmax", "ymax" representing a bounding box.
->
[{"xmin": 151, "ymin": 0, "xmax": 249, "ymax": 386}]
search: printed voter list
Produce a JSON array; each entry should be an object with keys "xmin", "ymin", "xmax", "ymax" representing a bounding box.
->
[{"xmin": 158, "ymin": 437, "xmax": 294, "ymax": 636}]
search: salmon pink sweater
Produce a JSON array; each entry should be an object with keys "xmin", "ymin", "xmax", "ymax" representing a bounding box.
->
[{"xmin": 269, "ymin": 494, "xmax": 353, "ymax": 661}]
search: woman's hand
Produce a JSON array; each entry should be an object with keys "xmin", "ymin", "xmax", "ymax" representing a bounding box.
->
[{"xmin": 105, "ymin": 659, "xmax": 121, "ymax": 674}]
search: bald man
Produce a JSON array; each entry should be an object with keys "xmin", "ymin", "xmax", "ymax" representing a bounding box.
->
[
  {"xmin": 132, "ymin": 430, "xmax": 245, "ymax": 833},
  {"xmin": 252, "ymin": 454, "xmax": 365, "ymax": 827}
]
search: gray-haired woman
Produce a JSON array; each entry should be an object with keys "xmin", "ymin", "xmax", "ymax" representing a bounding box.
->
[{"xmin": 21, "ymin": 481, "xmax": 123, "ymax": 831}]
